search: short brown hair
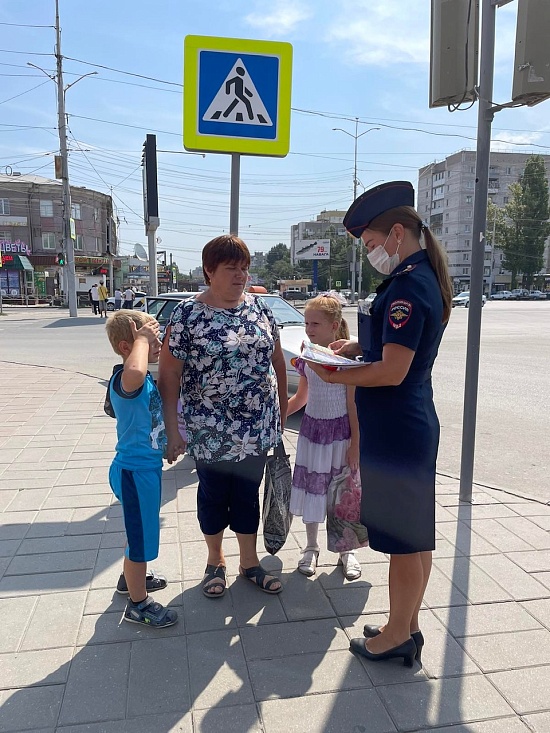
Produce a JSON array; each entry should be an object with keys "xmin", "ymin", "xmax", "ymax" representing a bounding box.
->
[
  {"xmin": 202, "ymin": 235, "xmax": 251, "ymax": 285},
  {"xmin": 105, "ymin": 311, "xmax": 156, "ymax": 356}
]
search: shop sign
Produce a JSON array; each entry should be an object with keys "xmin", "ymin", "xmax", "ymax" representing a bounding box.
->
[
  {"xmin": 0, "ymin": 239, "xmax": 31, "ymax": 255},
  {"xmin": 0, "ymin": 215, "xmax": 27, "ymax": 227}
]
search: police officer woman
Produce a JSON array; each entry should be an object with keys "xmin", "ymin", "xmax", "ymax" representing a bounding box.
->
[{"xmin": 306, "ymin": 181, "xmax": 453, "ymax": 667}]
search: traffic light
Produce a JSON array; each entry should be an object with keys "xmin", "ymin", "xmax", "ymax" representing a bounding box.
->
[{"xmin": 56, "ymin": 252, "xmax": 66, "ymax": 266}]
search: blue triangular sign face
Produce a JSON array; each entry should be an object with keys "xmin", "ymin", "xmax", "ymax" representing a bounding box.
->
[{"xmin": 202, "ymin": 58, "xmax": 273, "ymax": 127}]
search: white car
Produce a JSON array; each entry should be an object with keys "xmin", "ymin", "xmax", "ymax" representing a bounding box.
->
[
  {"xmin": 452, "ymin": 291, "xmax": 487, "ymax": 308},
  {"xmin": 106, "ymin": 291, "xmax": 146, "ymax": 311},
  {"xmin": 490, "ymin": 290, "xmax": 513, "ymax": 300},
  {"xmin": 529, "ymin": 290, "xmax": 547, "ymax": 301},
  {"xmin": 145, "ymin": 292, "xmax": 307, "ymax": 391}
]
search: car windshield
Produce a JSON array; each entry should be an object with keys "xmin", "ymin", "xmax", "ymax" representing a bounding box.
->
[{"xmin": 262, "ymin": 295, "xmax": 305, "ymax": 325}]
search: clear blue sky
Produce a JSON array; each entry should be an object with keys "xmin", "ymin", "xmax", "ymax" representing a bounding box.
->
[{"xmin": 1, "ymin": 1, "xmax": 549, "ymax": 272}]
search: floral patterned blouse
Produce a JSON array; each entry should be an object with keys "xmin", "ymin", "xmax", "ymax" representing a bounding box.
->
[{"xmin": 167, "ymin": 294, "xmax": 282, "ymax": 463}]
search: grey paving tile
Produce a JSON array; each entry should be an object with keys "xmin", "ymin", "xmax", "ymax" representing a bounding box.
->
[
  {"xmin": 15, "ymin": 534, "xmax": 101, "ymax": 556},
  {"xmin": 0, "ymin": 569, "xmax": 93, "ymax": 597},
  {"xmin": 0, "ymin": 686, "xmax": 63, "ymax": 732},
  {"xmin": 0, "ymin": 539, "xmax": 21, "ymax": 557},
  {"xmin": 228, "ymin": 573, "xmax": 287, "ymax": 627},
  {"xmin": 83, "ymin": 582, "xmax": 183, "ymax": 616},
  {"xmin": 20, "ymin": 591, "xmax": 87, "ymax": 650},
  {"xmin": 181, "ymin": 580, "xmax": 236, "ymax": 634},
  {"xmin": 436, "ymin": 520, "xmax": 499, "ymax": 555},
  {"xmin": 25, "ymin": 508, "xmax": 72, "ymax": 538},
  {"xmin": 0, "ymin": 511, "xmax": 36, "ymax": 540},
  {"xmin": 192, "ymin": 705, "xmax": 261, "ymax": 733},
  {"xmin": 90, "ymin": 547, "xmax": 124, "ymax": 589},
  {"xmin": 529, "ymin": 515, "xmax": 550, "ymax": 531},
  {"xmin": 461, "ymin": 628, "xmax": 550, "ymax": 672},
  {"xmin": 58, "ymin": 713, "xmax": 193, "ymax": 733},
  {"xmin": 523, "ymin": 712, "xmax": 550, "ymax": 732},
  {"xmin": 1, "ymin": 646, "xmax": 73, "ymax": 689},
  {"xmin": 0, "ymin": 489, "xmax": 18, "ymax": 512},
  {"xmin": 489, "ymin": 666, "xmax": 550, "ymax": 714},
  {"xmin": 472, "ymin": 553, "xmax": 549, "ymax": 600},
  {"xmin": 260, "ymin": 688, "xmax": 396, "ymax": 733},
  {"xmin": 317, "ymin": 562, "xmax": 388, "ymax": 590},
  {"xmin": 42, "ymin": 494, "xmax": 110, "ymax": 510},
  {"xmin": 521, "ymin": 598, "xmax": 550, "ymax": 629},
  {"xmin": 507, "ymin": 550, "xmax": 550, "ymax": 573},
  {"xmin": 497, "ymin": 516, "xmax": 550, "ymax": 550},
  {"xmin": 127, "ymin": 637, "xmax": 190, "ymax": 717},
  {"xmin": 531, "ymin": 571, "xmax": 550, "ymax": 591},
  {"xmin": 5, "ymin": 549, "xmax": 97, "ymax": 576},
  {"xmin": 65, "ymin": 507, "xmax": 108, "ymax": 535},
  {"xmin": 433, "ymin": 601, "xmax": 543, "ymax": 637},
  {"xmin": 54, "ymin": 468, "xmax": 91, "ymax": 486},
  {"xmin": 325, "ymin": 582, "xmax": 390, "ymax": 616},
  {"xmin": 465, "ymin": 519, "xmax": 534, "ymax": 552},
  {"xmin": 426, "ymin": 720, "xmax": 531, "ymax": 733},
  {"xmin": 377, "ymin": 674, "xmax": 514, "ymax": 731},
  {"xmin": 422, "ymin": 564, "xmax": 469, "ymax": 608},
  {"xmin": 444, "ymin": 503, "xmax": 519, "ymax": 521},
  {"xmin": 274, "ymin": 569, "xmax": 336, "ymax": 621},
  {"xmin": 187, "ymin": 629, "xmax": 254, "ymax": 710},
  {"xmin": 249, "ymin": 649, "xmax": 371, "ymax": 701},
  {"xmin": 241, "ymin": 618, "xmax": 349, "ymax": 660},
  {"xmin": 507, "ymin": 502, "xmax": 550, "ymax": 517},
  {"xmin": 58, "ymin": 642, "xmax": 131, "ymax": 726},
  {"xmin": 434, "ymin": 556, "xmax": 511, "ymax": 603},
  {"xmin": 413, "ymin": 608, "xmax": 481, "ymax": 678},
  {"xmin": 0, "ymin": 596, "xmax": 37, "ymax": 652},
  {"xmin": 50, "ymin": 482, "xmax": 111, "ymax": 497}
]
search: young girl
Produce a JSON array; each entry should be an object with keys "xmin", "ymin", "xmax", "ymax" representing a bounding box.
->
[{"xmin": 288, "ymin": 294, "xmax": 362, "ymax": 580}]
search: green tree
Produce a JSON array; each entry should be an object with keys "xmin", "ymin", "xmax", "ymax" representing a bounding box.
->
[{"xmin": 494, "ymin": 155, "xmax": 550, "ymax": 289}]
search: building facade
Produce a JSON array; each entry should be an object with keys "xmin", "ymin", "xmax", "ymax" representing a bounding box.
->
[
  {"xmin": 418, "ymin": 151, "xmax": 550, "ymax": 293},
  {"xmin": 0, "ymin": 173, "xmax": 118, "ymax": 300}
]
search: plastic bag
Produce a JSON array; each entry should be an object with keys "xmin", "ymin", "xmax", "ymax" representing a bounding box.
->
[
  {"xmin": 262, "ymin": 442, "xmax": 292, "ymax": 555},
  {"xmin": 326, "ymin": 467, "xmax": 369, "ymax": 553}
]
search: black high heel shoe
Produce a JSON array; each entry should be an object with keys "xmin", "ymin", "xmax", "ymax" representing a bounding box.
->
[
  {"xmin": 350, "ymin": 637, "xmax": 417, "ymax": 667},
  {"xmin": 363, "ymin": 625, "xmax": 424, "ymax": 664}
]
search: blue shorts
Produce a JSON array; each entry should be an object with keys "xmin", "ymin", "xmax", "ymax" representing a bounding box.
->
[
  {"xmin": 195, "ymin": 454, "xmax": 267, "ymax": 536},
  {"xmin": 109, "ymin": 463, "xmax": 162, "ymax": 562}
]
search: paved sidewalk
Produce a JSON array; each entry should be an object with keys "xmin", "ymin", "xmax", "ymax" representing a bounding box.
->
[{"xmin": 1, "ymin": 361, "xmax": 549, "ymax": 733}]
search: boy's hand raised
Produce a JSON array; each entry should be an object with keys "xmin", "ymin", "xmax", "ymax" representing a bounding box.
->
[{"xmin": 130, "ymin": 318, "xmax": 160, "ymax": 345}]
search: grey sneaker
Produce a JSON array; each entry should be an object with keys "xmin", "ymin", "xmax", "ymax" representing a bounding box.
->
[
  {"xmin": 116, "ymin": 569, "xmax": 167, "ymax": 595},
  {"xmin": 123, "ymin": 596, "xmax": 178, "ymax": 628}
]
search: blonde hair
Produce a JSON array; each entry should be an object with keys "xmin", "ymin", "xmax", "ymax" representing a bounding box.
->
[
  {"xmin": 305, "ymin": 295, "xmax": 350, "ymax": 340},
  {"xmin": 369, "ymin": 206, "xmax": 454, "ymax": 323},
  {"xmin": 105, "ymin": 310, "xmax": 156, "ymax": 356}
]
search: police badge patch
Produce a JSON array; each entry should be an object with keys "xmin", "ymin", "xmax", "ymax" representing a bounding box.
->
[{"xmin": 388, "ymin": 299, "xmax": 412, "ymax": 329}]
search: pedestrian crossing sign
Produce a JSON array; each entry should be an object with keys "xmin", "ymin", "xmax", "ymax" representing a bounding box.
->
[{"xmin": 184, "ymin": 35, "xmax": 292, "ymax": 157}]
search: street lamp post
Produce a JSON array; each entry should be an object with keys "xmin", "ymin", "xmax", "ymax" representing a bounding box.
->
[{"xmin": 333, "ymin": 121, "xmax": 380, "ymax": 302}]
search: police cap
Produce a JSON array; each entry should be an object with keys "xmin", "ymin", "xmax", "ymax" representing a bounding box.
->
[{"xmin": 343, "ymin": 181, "xmax": 415, "ymax": 238}]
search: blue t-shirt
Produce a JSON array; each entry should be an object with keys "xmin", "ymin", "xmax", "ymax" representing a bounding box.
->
[{"xmin": 109, "ymin": 366, "xmax": 167, "ymax": 469}]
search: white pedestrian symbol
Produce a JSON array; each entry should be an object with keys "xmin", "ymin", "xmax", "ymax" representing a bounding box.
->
[{"xmin": 203, "ymin": 59, "xmax": 273, "ymax": 126}]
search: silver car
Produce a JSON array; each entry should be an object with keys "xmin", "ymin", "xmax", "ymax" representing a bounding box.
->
[{"xmin": 146, "ymin": 292, "xmax": 306, "ymax": 391}]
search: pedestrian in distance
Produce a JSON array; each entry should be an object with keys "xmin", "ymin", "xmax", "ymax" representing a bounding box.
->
[
  {"xmin": 114, "ymin": 287, "xmax": 122, "ymax": 311},
  {"xmin": 97, "ymin": 280, "xmax": 108, "ymax": 318},
  {"xmin": 104, "ymin": 310, "xmax": 178, "ymax": 627},
  {"xmin": 287, "ymin": 294, "xmax": 362, "ymax": 581},
  {"xmin": 158, "ymin": 234, "xmax": 288, "ymax": 598},
  {"xmin": 306, "ymin": 181, "xmax": 453, "ymax": 668},
  {"xmin": 90, "ymin": 283, "xmax": 100, "ymax": 315},
  {"xmin": 88, "ymin": 287, "xmax": 94, "ymax": 313},
  {"xmin": 123, "ymin": 286, "xmax": 135, "ymax": 309}
]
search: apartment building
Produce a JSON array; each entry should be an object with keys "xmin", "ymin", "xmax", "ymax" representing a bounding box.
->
[
  {"xmin": 0, "ymin": 173, "xmax": 117, "ymax": 299},
  {"xmin": 418, "ymin": 151, "xmax": 550, "ymax": 292},
  {"xmin": 290, "ymin": 209, "xmax": 347, "ymax": 263}
]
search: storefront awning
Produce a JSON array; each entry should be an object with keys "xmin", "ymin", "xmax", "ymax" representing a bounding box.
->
[{"xmin": 1, "ymin": 254, "xmax": 34, "ymax": 271}]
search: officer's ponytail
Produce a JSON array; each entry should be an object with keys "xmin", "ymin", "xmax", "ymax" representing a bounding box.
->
[{"xmin": 368, "ymin": 206, "xmax": 453, "ymax": 323}]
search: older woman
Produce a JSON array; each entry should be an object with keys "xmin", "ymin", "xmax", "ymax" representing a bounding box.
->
[{"xmin": 158, "ymin": 235, "xmax": 288, "ymax": 597}]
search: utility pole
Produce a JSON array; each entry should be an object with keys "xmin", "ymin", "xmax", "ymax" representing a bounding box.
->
[
  {"xmin": 333, "ymin": 122, "xmax": 380, "ymax": 303},
  {"xmin": 55, "ymin": 0, "xmax": 77, "ymax": 317}
]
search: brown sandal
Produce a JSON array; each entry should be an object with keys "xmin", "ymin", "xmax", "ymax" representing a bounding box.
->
[{"xmin": 239, "ymin": 565, "xmax": 282, "ymax": 594}]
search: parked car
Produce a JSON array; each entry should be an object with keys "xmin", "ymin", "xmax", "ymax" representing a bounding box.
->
[
  {"xmin": 529, "ymin": 290, "xmax": 548, "ymax": 300},
  {"xmin": 451, "ymin": 291, "xmax": 487, "ymax": 308},
  {"xmin": 490, "ymin": 290, "xmax": 513, "ymax": 300},
  {"xmin": 106, "ymin": 290, "xmax": 146, "ymax": 311},
  {"xmin": 145, "ymin": 292, "xmax": 307, "ymax": 391},
  {"xmin": 282, "ymin": 289, "xmax": 309, "ymax": 301},
  {"xmin": 510, "ymin": 288, "xmax": 530, "ymax": 300}
]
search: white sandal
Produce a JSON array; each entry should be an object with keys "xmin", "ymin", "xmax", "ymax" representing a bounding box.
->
[
  {"xmin": 298, "ymin": 546, "xmax": 319, "ymax": 577},
  {"xmin": 339, "ymin": 552, "xmax": 362, "ymax": 581}
]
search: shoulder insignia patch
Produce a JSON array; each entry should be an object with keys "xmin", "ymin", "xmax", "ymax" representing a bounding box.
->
[{"xmin": 388, "ymin": 299, "xmax": 412, "ymax": 329}]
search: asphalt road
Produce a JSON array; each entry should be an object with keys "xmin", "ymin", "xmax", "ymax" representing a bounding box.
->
[{"xmin": 0, "ymin": 301, "xmax": 548, "ymax": 501}]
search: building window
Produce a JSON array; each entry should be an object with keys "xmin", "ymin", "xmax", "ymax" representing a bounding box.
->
[
  {"xmin": 466, "ymin": 210, "xmax": 472, "ymax": 218},
  {"xmin": 445, "ymin": 227, "xmax": 448, "ymax": 234},
  {"xmin": 466, "ymin": 195, "xmax": 473, "ymax": 204},
  {"xmin": 462, "ymin": 267, "xmax": 469, "ymax": 274},
  {"xmin": 42, "ymin": 232, "xmax": 56, "ymax": 249},
  {"xmin": 74, "ymin": 234, "xmax": 83, "ymax": 251},
  {"xmin": 95, "ymin": 237, "xmax": 102, "ymax": 251},
  {"xmin": 465, "ymin": 224, "xmax": 471, "ymax": 233},
  {"xmin": 466, "ymin": 181, "xmax": 474, "ymax": 189},
  {"xmin": 40, "ymin": 200, "xmax": 54, "ymax": 217},
  {"xmin": 0, "ymin": 199, "xmax": 10, "ymax": 215},
  {"xmin": 93, "ymin": 207, "xmax": 100, "ymax": 221},
  {"xmin": 470, "ymin": 166, "xmax": 475, "ymax": 173},
  {"xmin": 465, "ymin": 239, "xmax": 470, "ymax": 246},
  {"xmin": 425, "ymin": 205, "xmax": 429, "ymax": 212},
  {"xmin": 484, "ymin": 267, "xmax": 491, "ymax": 276},
  {"xmin": 463, "ymin": 253, "xmax": 469, "ymax": 261},
  {"xmin": 425, "ymin": 191, "xmax": 429, "ymax": 198},
  {"xmin": 506, "ymin": 167, "xmax": 512, "ymax": 175},
  {"xmin": 503, "ymin": 196, "xmax": 509, "ymax": 204},
  {"xmin": 445, "ymin": 213, "xmax": 450, "ymax": 220},
  {"xmin": 71, "ymin": 203, "xmax": 81, "ymax": 219},
  {"xmin": 0, "ymin": 229, "xmax": 11, "ymax": 241}
]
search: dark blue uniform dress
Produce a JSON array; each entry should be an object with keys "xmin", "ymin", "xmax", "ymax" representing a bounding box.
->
[{"xmin": 357, "ymin": 250, "xmax": 445, "ymax": 555}]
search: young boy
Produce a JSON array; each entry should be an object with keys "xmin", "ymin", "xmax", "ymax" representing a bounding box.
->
[{"xmin": 105, "ymin": 311, "xmax": 178, "ymax": 627}]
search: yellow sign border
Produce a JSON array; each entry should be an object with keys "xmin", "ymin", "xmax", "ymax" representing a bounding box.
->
[{"xmin": 183, "ymin": 35, "xmax": 292, "ymax": 157}]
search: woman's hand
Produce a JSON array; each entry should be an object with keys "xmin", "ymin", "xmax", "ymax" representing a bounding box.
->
[
  {"xmin": 346, "ymin": 444, "xmax": 359, "ymax": 473},
  {"xmin": 165, "ymin": 430, "xmax": 186, "ymax": 464},
  {"xmin": 329, "ymin": 339, "xmax": 362, "ymax": 358}
]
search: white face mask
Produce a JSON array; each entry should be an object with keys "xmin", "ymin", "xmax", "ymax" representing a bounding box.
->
[{"xmin": 366, "ymin": 230, "xmax": 401, "ymax": 275}]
